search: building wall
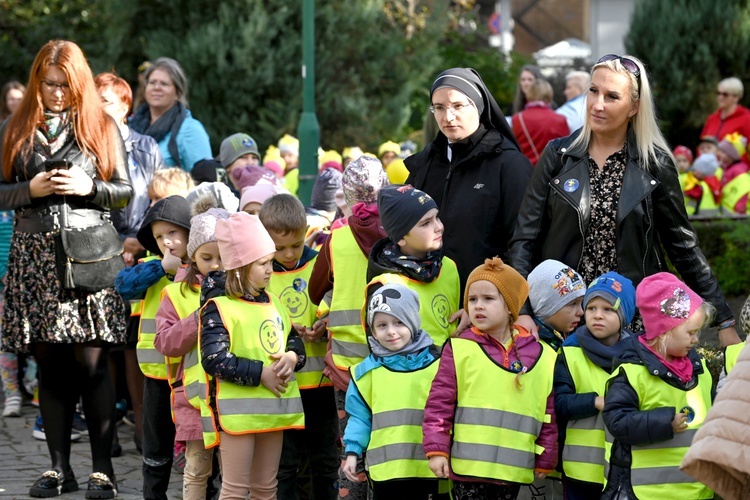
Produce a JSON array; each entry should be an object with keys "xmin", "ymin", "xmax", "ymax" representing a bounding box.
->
[{"xmin": 510, "ymin": 0, "xmax": 587, "ymax": 55}]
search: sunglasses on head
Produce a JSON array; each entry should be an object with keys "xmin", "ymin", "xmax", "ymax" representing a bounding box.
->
[{"xmin": 597, "ymin": 54, "xmax": 641, "ymax": 96}]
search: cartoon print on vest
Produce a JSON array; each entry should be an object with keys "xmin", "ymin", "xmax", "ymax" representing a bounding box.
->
[
  {"xmin": 680, "ymin": 405, "xmax": 695, "ymax": 424},
  {"xmin": 431, "ymin": 294, "xmax": 450, "ymax": 329},
  {"xmin": 259, "ymin": 318, "xmax": 283, "ymax": 354},
  {"xmin": 280, "ymin": 277, "xmax": 309, "ymax": 319}
]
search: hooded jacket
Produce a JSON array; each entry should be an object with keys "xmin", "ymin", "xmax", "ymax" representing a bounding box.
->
[
  {"xmin": 406, "ymin": 126, "xmax": 532, "ymax": 294},
  {"xmin": 509, "ymin": 128, "xmax": 733, "ymax": 325}
]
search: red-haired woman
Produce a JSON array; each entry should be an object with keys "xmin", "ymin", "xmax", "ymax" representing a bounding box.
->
[{"xmin": 0, "ymin": 41, "xmax": 132, "ymax": 498}]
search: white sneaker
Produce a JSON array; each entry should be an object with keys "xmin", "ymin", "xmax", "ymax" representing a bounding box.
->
[{"xmin": 2, "ymin": 395, "xmax": 22, "ymax": 417}]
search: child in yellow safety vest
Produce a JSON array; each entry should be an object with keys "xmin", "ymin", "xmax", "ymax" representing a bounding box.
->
[
  {"xmin": 423, "ymin": 258, "xmax": 558, "ymax": 500},
  {"xmin": 343, "ymin": 283, "xmax": 448, "ymax": 499},
  {"xmin": 115, "ymin": 195, "xmax": 192, "ymax": 499},
  {"xmin": 154, "ymin": 196, "xmax": 229, "ymax": 499},
  {"xmin": 602, "ymin": 272, "xmax": 715, "ymax": 500},
  {"xmin": 259, "ymin": 194, "xmax": 339, "ymax": 499},
  {"xmin": 527, "ymin": 259, "xmax": 586, "ymax": 352},
  {"xmin": 199, "ymin": 212, "xmax": 306, "ymax": 500},
  {"xmin": 553, "ymin": 271, "xmax": 635, "ymax": 499}
]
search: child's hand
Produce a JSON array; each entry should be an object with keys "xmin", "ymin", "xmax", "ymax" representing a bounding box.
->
[
  {"xmin": 272, "ymin": 351, "xmax": 298, "ymax": 381},
  {"xmin": 448, "ymin": 309, "xmax": 471, "ymax": 334},
  {"xmin": 534, "ymin": 470, "xmax": 548, "ymax": 479},
  {"xmin": 672, "ymin": 410, "xmax": 689, "ymax": 433},
  {"xmin": 260, "ymin": 365, "xmax": 288, "ymax": 397},
  {"xmin": 308, "ymin": 319, "xmax": 328, "ymax": 342},
  {"xmin": 594, "ymin": 396, "xmax": 605, "ymax": 411},
  {"xmin": 428, "ymin": 455, "xmax": 450, "ymax": 478},
  {"xmin": 161, "ymin": 248, "xmax": 182, "ymax": 275},
  {"xmin": 342, "ymin": 455, "xmax": 361, "ymax": 482}
]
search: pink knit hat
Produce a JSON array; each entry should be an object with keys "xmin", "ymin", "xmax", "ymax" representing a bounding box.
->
[
  {"xmin": 240, "ymin": 184, "xmax": 278, "ymax": 212},
  {"xmin": 215, "ymin": 212, "xmax": 276, "ymax": 270},
  {"xmin": 636, "ymin": 272, "xmax": 704, "ymax": 340}
]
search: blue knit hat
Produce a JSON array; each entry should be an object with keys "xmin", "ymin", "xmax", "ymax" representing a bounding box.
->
[{"xmin": 584, "ymin": 271, "xmax": 636, "ymax": 329}]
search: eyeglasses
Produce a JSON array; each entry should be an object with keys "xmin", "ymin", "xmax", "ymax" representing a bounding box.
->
[
  {"xmin": 717, "ymin": 91, "xmax": 735, "ymax": 98},
  {"xmin": 597, "ymin": 54, "xmax": 641, "ymax": 96},
  {"xmin": 146, "ymin": 79, "xmax": 173, "ymax": 89},
  {"xmin": 41, "ymin": 79, "xmax": 70, "ymax": 93},
  {"xmin": 430, "ymin": 102, "xmax": 473, "ymax": 116}
]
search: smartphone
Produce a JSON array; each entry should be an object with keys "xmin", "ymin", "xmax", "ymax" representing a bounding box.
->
[{"xmin": 44, "ymin": 159, "xmax": 69, "ymax": 172}]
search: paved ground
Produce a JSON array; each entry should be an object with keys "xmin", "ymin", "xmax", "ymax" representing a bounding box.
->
[{"xmin": 0, "ymin": 403, "xmax": 182, "ymax": 499}]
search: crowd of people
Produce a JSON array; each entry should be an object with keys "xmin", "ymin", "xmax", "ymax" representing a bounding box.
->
[{"xmin": 0, "ymin": 39, "xmax": 748, "ymax": 500}]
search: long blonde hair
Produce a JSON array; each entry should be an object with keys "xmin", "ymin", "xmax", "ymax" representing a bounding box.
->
[
  {"xmin": 646, "ymin": 302, "xmax": 716, "ymax": 357},
  {"xmin": 569, "ymin": 54, "xmax": 674, "ymax": 169},
  {"xmin": 225, "ymin": 264, "xmax": 263, "ymax": 298}
]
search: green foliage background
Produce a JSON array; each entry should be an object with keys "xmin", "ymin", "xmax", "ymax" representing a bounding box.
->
[{"xmin": 0, "ymin": 0, "xmax": 527, "ymax": 154}]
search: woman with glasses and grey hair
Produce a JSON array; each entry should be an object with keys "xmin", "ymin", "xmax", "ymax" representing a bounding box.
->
[
  {"xmin": 701, "ymin": 76, "xmax": 750, "ymax": 142},
  {"xmin": 510, "ymin": 54, "xmax": 740, "ymax": 344},
  {"xmin": 129, "ymin": 57, "xmax": 212, "ymax": 173},
  {"xmin": 405, "ymin": 67, "xmax": 533, "ymax": 296}
]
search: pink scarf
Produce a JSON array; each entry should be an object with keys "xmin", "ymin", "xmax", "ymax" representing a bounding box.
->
[{"xmin": 638, "ymin": 335, "xmax": 694, "ymax": 383}]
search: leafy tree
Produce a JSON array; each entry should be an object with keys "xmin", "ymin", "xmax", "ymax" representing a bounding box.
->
[{"xmin": 626, "ymin": 0, "xmax": 750, "ymax": 146}]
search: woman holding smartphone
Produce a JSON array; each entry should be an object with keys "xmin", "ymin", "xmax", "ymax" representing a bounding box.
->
[{"xmin": 0, "ymin": 40, "xmax": 132, "ymax": 498}]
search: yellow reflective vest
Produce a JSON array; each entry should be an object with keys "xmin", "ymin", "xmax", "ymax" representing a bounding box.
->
[
  {"xmin": 722, "ymin": 172, "xmax": 750, "ymax": 213},
  {"xmin": 136, "ymin": 256, "xmax": 179, "ymax": 380},
  {"xmin": 724, "ymin": 340, "xmax": 747, "ymax": 375},
  {"xmin": 268, "ymin": 256, "xmax": 331, "ymax": 389},
  {"xmin": 450, "ymin": 337, "xmax": 555, "ymax": 484},
  {"xmin": 604, "ymin": 362, "xmax": 713, "ymax": 500},
  {"xmin": 366, "ymin": 257, "xmax": 460, "ymax": 348},
  {"xmin": 351, "ymin": 356, "xmax": 440, "ymax": 481},
  {"xmin": 328, "ymin": 225, "xmax": 370, "ymax": 369},
  {"xmin": 200, "ymin": 294, "xmax": 304, "ymax": 448},
  {"xmin": 560, "ymin": 345, "xmax": 610, "ymax": 485},
  {"xmin": 161, "ymin": 283, "xmax": 206, "ymax": 411}
]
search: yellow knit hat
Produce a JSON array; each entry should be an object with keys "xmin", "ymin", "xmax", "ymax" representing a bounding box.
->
[
  {"xmin": 378, "ymin": 140, "xmax": 401, "ymax": 158},
  {"xmin": 464, "ymin": 257, "xmax": 529, "ymax": 323}
]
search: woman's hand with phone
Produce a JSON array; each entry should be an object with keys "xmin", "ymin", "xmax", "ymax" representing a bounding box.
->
[{"xmin": 50, "ymin": 165, "xmax": 95, "ymax": 196}]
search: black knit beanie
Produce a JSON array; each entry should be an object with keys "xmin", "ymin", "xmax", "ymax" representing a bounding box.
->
[
  {"xmin": 377, "ymin": 184, "xmax": 438, "ymax": 243},
  {"xmin": 136, "ymin": 195, "xmax": 193, "ymax": 255}
]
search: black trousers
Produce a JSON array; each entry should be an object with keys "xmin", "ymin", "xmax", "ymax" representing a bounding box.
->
[{"xmin": 141, "ymin": 377, "xmax": 175, "ymax": 500}]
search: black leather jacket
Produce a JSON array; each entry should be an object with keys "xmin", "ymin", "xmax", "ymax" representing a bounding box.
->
[
  {"xmin": 0, "ymin": 121, "xmax": 133, "ymax": 232},
  {"xmin": 509, "ymin": 129, "xmax": 732, "ymax": 324}
]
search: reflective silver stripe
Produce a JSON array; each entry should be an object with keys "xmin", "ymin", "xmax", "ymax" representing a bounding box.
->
[
  {"xmin": 183, "ymin": 351, "xmax": 199, "ymax": 369},
  {"xmin": 298, "ymin": 355, "xmax": 325, "ymax": 373},
  {"xmin": 201, "ymin": 415, "xmax": 214, "ymax": 432},
  {"xmin": 367, "ymin": 443, "xmax": 423, "ymax": 466},
  {"xmin": 372, "ymin": 409, "xmax": 424, "ymax": 431},
  {"xmin": 562, "ymin": 444, "xmax": 605, "ymax": 465},
  {"xmin": 631, "ymin": 466, "xmax": 696, "ymax": 486},
  {"xmin": 328, "ymin": 309, "xmax": 361, "ymax": 327},
  {"xmin": 218, "ymin": 396, "xmax": 303, "ymax": 415},
  {"xmin": 140, "ymin": 319, "xmax": 157, "ymax": 332},
  {"xmin": 331, "ymin": 338, "xmax": 370, "ymax": 359},
  {"xmin": 136, "ymin": 350, "xmax": 166, "ymax": 364},
  {"xmin": 184, "ymin": 381, "xmax": 201, "ymax": 401},
  {"xmin": 452, "ymin": 441, "xmax": 535, "ymax": 469},
  {"xmin": 568, "ymin": 416, "xmax": 604, "ymax": 431},
  {"xmin": 456, "ymin": 406, "xmax": 542, "ymax": 436},
  {"xmin": 635, "ymin": 428, "xmax": 697, "ymax": 450}
]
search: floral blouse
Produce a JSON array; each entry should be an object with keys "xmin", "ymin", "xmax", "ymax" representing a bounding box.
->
[{"xmin": 579, "ymin": 144, "xmax": 628, "ymax": 287}]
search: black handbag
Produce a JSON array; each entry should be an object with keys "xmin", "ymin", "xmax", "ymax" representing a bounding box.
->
[{"xmin": 58, "ymin": 205, "xmax": 125, "ymax": 292}]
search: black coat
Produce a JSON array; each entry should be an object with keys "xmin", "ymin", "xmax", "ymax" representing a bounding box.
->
[
  {"xmin": 509, "ymin": 129, "xmax": 732, "ymax": 324},
  {"xmin": 405, "ymin": 125, "xmax": 532, "ymax": 293},
  {"xmin": 600, "ymin": 335, "xmax": 707, "ymax": 499}
]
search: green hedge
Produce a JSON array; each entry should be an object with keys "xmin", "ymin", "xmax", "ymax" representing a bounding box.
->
[{"xmin": 693, "ymin": 218, "xmax": 750, "ymax": 296}]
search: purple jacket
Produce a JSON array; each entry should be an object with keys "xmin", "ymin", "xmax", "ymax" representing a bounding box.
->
[{"xmin": 423, "ymin": 326, "xmax": 558, "ymax": 476}]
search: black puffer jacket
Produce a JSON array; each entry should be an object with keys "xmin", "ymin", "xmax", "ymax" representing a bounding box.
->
[
  {"xmin": 509, "ymin": 128, "xmax": 732, "ymax": 324},
  {"xmin": 601, "ymin": 334, "xmax": 708, "ymax": 499},
  {"xmin": 405, "ymin": 125, "xmax": 532, "ymax": 293}
]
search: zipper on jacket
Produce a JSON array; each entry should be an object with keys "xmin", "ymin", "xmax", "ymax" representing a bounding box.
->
[
  {"xmin": 442, "ymin": 163, "xmax": 455, "ymax": 204},
  {"xmin": 550, "ymin": 182, "xmax": 586, "ymax": 265},
  {"xmin": 642, "ymin": 196, "xmax": 660, "ymax": 275}
]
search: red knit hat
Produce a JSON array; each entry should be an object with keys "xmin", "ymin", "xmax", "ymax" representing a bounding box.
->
[{"xmin": 636, "ymin": 272, "xmax": 703, "ymax": 340}]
